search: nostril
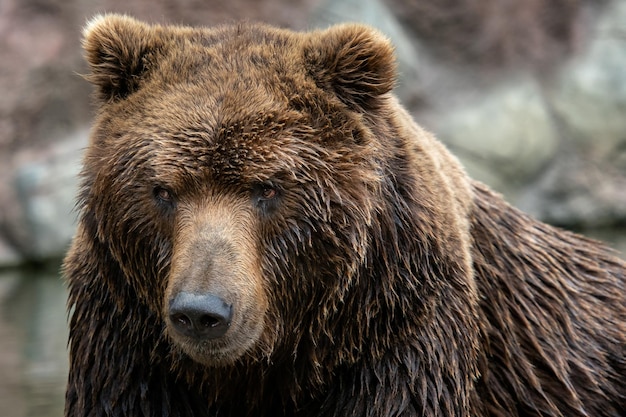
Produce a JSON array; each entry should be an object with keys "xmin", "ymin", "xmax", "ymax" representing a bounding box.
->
[
  {"xmin": 199, "ymin": 314, "xmax": 221, "ymax": 328},
  {"xmin": 171, "ymin": 313, "xmax": 191, "ymax": 328},
  {"xmin": 168, "ymin": 292, "xmax": 233, "ymax": 340}
]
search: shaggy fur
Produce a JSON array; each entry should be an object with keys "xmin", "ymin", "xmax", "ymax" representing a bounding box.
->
[{"xmin": 64, "ymin": 15, "xmax": 626, "ymax": 417}]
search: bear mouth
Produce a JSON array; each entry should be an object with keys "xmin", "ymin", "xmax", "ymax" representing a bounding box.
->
[
  {"xmin": 171, "ymin": 330, "xmax": 264, "ymax": 366},
  {"xmin": 177, "ymin": 339, "xmax": 240, "ymax": 366}
]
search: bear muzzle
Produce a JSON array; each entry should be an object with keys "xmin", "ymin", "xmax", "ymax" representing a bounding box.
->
[{"xmin": 168, "ymin": 292, "xmax": 233, "ymax": 340}]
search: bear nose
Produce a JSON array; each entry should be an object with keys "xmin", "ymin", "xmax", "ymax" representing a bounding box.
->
[{"xmin": 168, "ymin": 292, "xmax": 233, "ymax": 340}]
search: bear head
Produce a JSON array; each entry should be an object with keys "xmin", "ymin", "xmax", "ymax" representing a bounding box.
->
[{"xmin": 79, "ymin": 14, "xmax": 476, "ymax": 369}]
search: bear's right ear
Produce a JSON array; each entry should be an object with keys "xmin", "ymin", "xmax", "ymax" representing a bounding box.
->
[
  {"xmin": 303, "ymin": 24, "xmax": 397, "ymax": 111},
  {"xmin": 82, "ymin": 14, "xmax": 160, "ymax": 102}
]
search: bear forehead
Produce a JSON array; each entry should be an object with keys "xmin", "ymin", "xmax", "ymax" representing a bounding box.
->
[
  {"xmin": 112, "ymin": 93, "xmax": 332, "ymax": 193},
  {"xmin": 144, "ymin": 106, "xmax": 314, "ymax": 186},
  {"xmin": 104, "ymin": 30, "xmax": 319, "ymax": 182},
  {"xmin": 111, "ymin": 100, "xmax": 310, "ymax": 189},
  {"xmin": 153, "ymin": 24, "xmax": 303, "ymax": 91}
]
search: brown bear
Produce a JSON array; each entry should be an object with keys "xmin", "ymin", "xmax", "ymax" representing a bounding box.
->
[{"xmin": 64, "ymin": 14, "xmax": 626, "ymax": 417}]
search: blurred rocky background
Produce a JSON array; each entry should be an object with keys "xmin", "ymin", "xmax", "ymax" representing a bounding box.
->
[{"xmin": 0, "ymin": 0, "xmax": 625, "ymax": 416}]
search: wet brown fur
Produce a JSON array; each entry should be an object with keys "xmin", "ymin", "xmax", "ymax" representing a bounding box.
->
[{"xmin": 64, "ymin": 15, "xmax": 626, "ymax": 417}]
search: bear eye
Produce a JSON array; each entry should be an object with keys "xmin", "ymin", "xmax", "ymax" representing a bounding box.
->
[
  {"xmin": 252, "ymin": 183, "xmax": 281, "ymax": 214},
  {"xmin": 260, "ymin": 186, "xmax": 277, "ymax": 200},
  {"xmin": 154, "ymin": 186, "xmax": 175, "ymax": 206}
]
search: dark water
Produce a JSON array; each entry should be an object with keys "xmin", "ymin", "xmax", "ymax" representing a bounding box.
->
[{"xmin": 0, "ymin": 262, "xmax": 68, "ymax": 417}]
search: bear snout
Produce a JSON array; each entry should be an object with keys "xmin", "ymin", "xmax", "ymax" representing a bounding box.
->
[{"xmin": 168, "ymin": 292, "xmax": 233, "ymax": 340}]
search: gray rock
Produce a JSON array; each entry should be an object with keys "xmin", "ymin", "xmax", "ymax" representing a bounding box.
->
[
  {"xmin": 434, "ymin": 77, "xmax": 559, "ymax": 198},
  {"xmin": 13, "ymin": 130, "xmax": 86, "ymax": 261},
  {"xmin": 0, "ymin": 237, "xmax": 22, "ymax": 267},
  {"xmin": 518, "ymin": 154, "xmax": 626, "ymax": 228},
  {"xmin": 548, "ymin": 0, "xmax": 626, "ymax": 153},
  {"xmin": 519, "ymin": 0, "xmax": 626, "ymax": 229}
]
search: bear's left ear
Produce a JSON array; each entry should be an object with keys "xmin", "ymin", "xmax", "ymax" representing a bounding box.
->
[
  {"xmin": 82, "ymin": 14, "xmax": 161, "ymax": 102},
  {"xmin": 303, "ymin": 24, "xmax": 397, "ymax": 111}
]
